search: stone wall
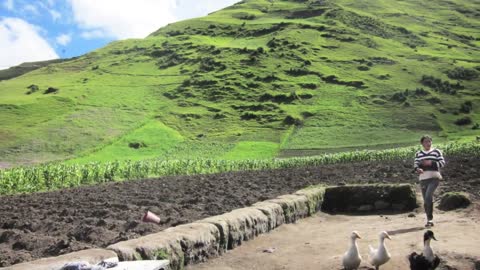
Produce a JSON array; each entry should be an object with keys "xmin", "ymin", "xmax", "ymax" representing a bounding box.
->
[
  {"xmin": 107, "ymin": 186, "xmax": 326, "ymax": 270},
  {"xmin": 321, "ymin": 184, "xmax": 417, "ymax": 213}
]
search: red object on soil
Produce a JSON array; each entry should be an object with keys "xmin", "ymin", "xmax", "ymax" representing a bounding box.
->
[{"xmin": 142, "ymin": 211, "xmax": 161, "ymax": 224}]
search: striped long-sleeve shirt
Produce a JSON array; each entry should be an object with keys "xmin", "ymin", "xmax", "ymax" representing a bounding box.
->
[{"xmin": 414, "ymin": 148, "xmax": 445, "ymax": 180}]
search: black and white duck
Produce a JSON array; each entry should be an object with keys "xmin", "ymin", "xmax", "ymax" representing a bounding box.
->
[{"xmin": 409, "ymin": 230, "xmax": 440, "ymax": 270}]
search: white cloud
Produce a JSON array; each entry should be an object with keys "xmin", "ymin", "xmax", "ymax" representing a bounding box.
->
[
  {"xmin": 69, "ymin": 0, "xmax": 240, "ymax": 39},
  {"xmin": 49, "ymin": 9, "xmax": 61, "ymax": 21},
  {"xmin": 56, "ymin": 33, "xmax": 71, "ymax": 45},
  {"xmin": 23, "ymin": 4, "xmax": 39, "ymax": 15},
  {"xmin": 0, "ymin": 17, "xmax": 58, "ymax": 68},
  {"xmin": 3, "ymin": 0, "xmax": 13, "ymax": 10},
  {"xmin": 80, "ymin": 29, "xmax": 106, "ymax": 39},
  {"xmin": 69, "ymin": 0, "xmax": 177, "ymax": 39},
  {"xmin": 173, "ymin": 0, "xmax": 240, "ymax": 20},
  {"xmin": 0, "ymin": 0, "xmax": 240, "ymax": 69}
]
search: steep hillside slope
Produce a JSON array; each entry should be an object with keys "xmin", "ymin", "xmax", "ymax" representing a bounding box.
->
[{"xmin": 0, "ymin": 0, "xmax": 479, "ymax": 166}]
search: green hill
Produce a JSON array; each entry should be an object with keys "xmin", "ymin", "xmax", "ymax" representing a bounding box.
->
[{"xmin": 0, "ymin": 0, "xmax": 479, "ymax": 167}]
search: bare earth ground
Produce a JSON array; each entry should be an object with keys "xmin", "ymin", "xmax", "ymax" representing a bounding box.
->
[
  {"xmin": 188, "ymin": 202, "xmax": 480, "ymax": 270},
  {"xmin": 0, "ymin": 155, "xmax": 479, "ymax": 267},
  {"xmin": 0, "ymin": 162, "xmax": 11, "ymax": 170}
]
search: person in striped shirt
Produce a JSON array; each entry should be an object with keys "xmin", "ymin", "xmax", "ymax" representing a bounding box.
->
[{"xmin": 414, "ymin": 135, "xmax": 445, "ymax": 227}]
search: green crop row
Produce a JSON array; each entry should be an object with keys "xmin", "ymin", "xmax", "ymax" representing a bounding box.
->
[{"xmin": 1, "ymin": 142, "xmax": 478, "ymax": 195}]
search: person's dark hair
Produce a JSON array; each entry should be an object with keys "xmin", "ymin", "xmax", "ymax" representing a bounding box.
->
[{"xmin": 420, "ymin": 135, "xmax": 432, "ymax": 143}]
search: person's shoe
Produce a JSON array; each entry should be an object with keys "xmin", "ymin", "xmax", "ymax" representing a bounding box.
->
[{"xmin": 425, "ymin": 220, "xmax": 434, "ymax": 227}]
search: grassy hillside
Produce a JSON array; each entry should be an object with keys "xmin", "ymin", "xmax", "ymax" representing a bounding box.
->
[
  {"xmin": 0, "ymin": 59, "xmax": 74, "ymax": 81},
  {"xmin": 0, "ymin": 0, "xmax": 479, "ymax": 167}
]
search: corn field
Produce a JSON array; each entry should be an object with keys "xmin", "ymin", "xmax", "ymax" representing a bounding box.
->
[{"xmin": 1, "ymin": 142, "xmax": 478, "ymax": 195}]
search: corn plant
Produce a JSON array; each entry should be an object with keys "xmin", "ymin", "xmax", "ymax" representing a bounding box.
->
[{"xmin": 0, "ymin": 142, "xmax": 478, "ymax": 195}]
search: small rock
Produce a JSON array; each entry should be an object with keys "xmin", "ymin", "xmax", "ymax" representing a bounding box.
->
[
  {"xmin": 392, "ymin": 203, "xmax": 406, "ymax": 211},
  {"xmin": 408, "ymin": 213, "xmax": 416, "ymax": 218},
  {"xmin": 263, "ymin": 247, "xmax": 276, "ymax": 253},
  {"xmin": 438, "ymin": 192, "xmax": 471, "ymax": 211},
  {"xmin": 374, "ymin": 200, "xmax": 390, "ymax": 210},
  {"xmin": 358, "ymin": 205, "xmax": 373, "ymax": 212}
]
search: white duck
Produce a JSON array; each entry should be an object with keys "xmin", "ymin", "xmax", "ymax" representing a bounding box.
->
[
  {"xmin": 342, "ymin": 231, "xmax": 362, "ymax": 270},
  {"xmin": 368, "ymin": 231, "xmax": 392, "ymax": 270},
  {"xmin": 408, "ymin": 230, "xmax": 440, "ymax": 270}
]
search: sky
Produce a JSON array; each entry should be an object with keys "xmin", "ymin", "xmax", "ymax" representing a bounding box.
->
[{"xmin": 0, "ymin": 0, "xmax": 240, "ymax": 69}]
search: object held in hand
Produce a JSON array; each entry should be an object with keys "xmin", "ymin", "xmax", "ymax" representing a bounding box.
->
[{"xmin": 422, "ymin": 160, "xmax": 432, "ymax": 166}]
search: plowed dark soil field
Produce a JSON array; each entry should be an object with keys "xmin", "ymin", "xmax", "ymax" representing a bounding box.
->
[{"xmin": 1, "ymin": 155, "xmax": 479, "ymax": 267}]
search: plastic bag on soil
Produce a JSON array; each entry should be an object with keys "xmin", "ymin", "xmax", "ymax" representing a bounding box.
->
[{"xmin": 60, "ymin": 260, "xmax": 118, "ymax": 270}]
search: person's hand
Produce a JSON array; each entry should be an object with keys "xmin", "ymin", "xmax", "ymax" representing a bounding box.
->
[
  {"xmin": 422, "ymin": 160, "xmax": 432, "ymax": 166},
  {"xmin": 416, "ymin": 168, "xmax": 424, "ymax": 174}
]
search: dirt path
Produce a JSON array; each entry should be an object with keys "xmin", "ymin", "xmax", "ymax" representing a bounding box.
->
[
  {"xmin": 188, "ymin": 203, "xmax": 480, "ymax": 270},
  {"xmin": 1, "ymin": 155, "xmax": 479, "ymax": 267}
]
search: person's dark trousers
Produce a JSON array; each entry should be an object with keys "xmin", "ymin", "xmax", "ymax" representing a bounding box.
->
[{"xmin": 420, "ymin": 178, "xmax": 440, "ymax": 221}]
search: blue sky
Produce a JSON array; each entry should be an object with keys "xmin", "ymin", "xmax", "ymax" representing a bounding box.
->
[{"xmin": 0, "ymin": 0, "xmax": 239, "ymax": 69}]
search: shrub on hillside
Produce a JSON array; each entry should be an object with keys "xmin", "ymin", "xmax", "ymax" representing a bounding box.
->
[
  {"xmin": 298, "ymin": 93, "xmax": 313, "ymax": 99},
  {"xmin": 322, "ymin": 75, "xmax": 365, "ymax": 88},
  {"xmin": 259, "ymin": 92, "xmax": 297, "ymax": 104},
  {"xmin": 420, "ymin": 75, "xmax": 463, "ymax": 95},
  {"xmin": 286, "ymin": 8, "xmax": 326, "ymax": 19},
  {"xmin": 150, "ymin": 49, "xmax": 174, "ymax": 57},
  {"xmin": 377, "ymin": 74, "xmax": 391, "ymax": 80},
  {"xmin": 283, "ymin": 115, "xmax": 303, "ymax": 126},
  {"xmin": 459, "ymin": 101, "xmax": 473, "ymax": 114},
  {"xmin": 426, "ymin": 97, "xmax": 441, "ymax": 104},
  {"xmin": 454, "ymin": 116, "xmax": 472, "ymax": 126},
  {"xmin": 246, "ymin": 82, "xmax": 259, "ymax": 88},
  {"xmin": 257, "ymin": 74, "xmax": 279, "ymax": 83},
  {"xmin": 267, "ymin": 38, "xmax": 280, "ymax": 48},
  {"xmin": 301, "ymin": 111, "xmax": 315, "ymax": 118},
  {"xmin": 190, "ymin": 79, "xmax": 218, "ymax": 87},
  {"xmin": 232, "ymin": 103, "xmax": 279, "ymax": 112},
  {"xmin": 166, "ymin": 30, "xmax": 183, "ymax": 36},
  {"xmin": 25, "ymin": 84, "xmax": 39, "ymax": 95},
  {"xmin": 243, "ymin": 55, "xmax": 258, "ymax": 65},
  {"xmin": 390, "ymin": 88, "xmax": 433, "ymax": 103},
  {"xmin": 199, "ymin": 57, "xmax": 226, "ymax": 72},
  {"xmin": 239, "ymin": 14, "xmax": 256, "ymax": 20},
  {"xmin": 391, "ymin": 92, "xmax": 407, "ymax": 102},
  {"xmin": 44, "ymin": 87, "xmax": 59, "ymax": 94},
  {"xmin": 213, "ymin": 113, "xmax": 226, "ymax": 119},
  {"xmin": 286, "ymin": 68, "xmax": 308, "ymax": 76},
  {"xmin": 128, "ymin": 142, "xmax": 147, "ymax": 149},
  {"xmin": 447, "ymin": 67, "xmax": 478, "ymax": 80},
  {"xmin": 369, "ymin": 57, "xmax": 396, "ymax": 65},
  {"xmin": 412, "ymin": 88, "xmax": 429, "ymax": 96},
  {"xmin": 157, "ymin": 52, "xmax": 186, "ymax": 69},
  {"xmin": 240, "ymin": 112, "xmax": 259, "ymax": 120},
  {"xmin": 299, "ymin": 83, "xmax": 317, "ymax": 89}
]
